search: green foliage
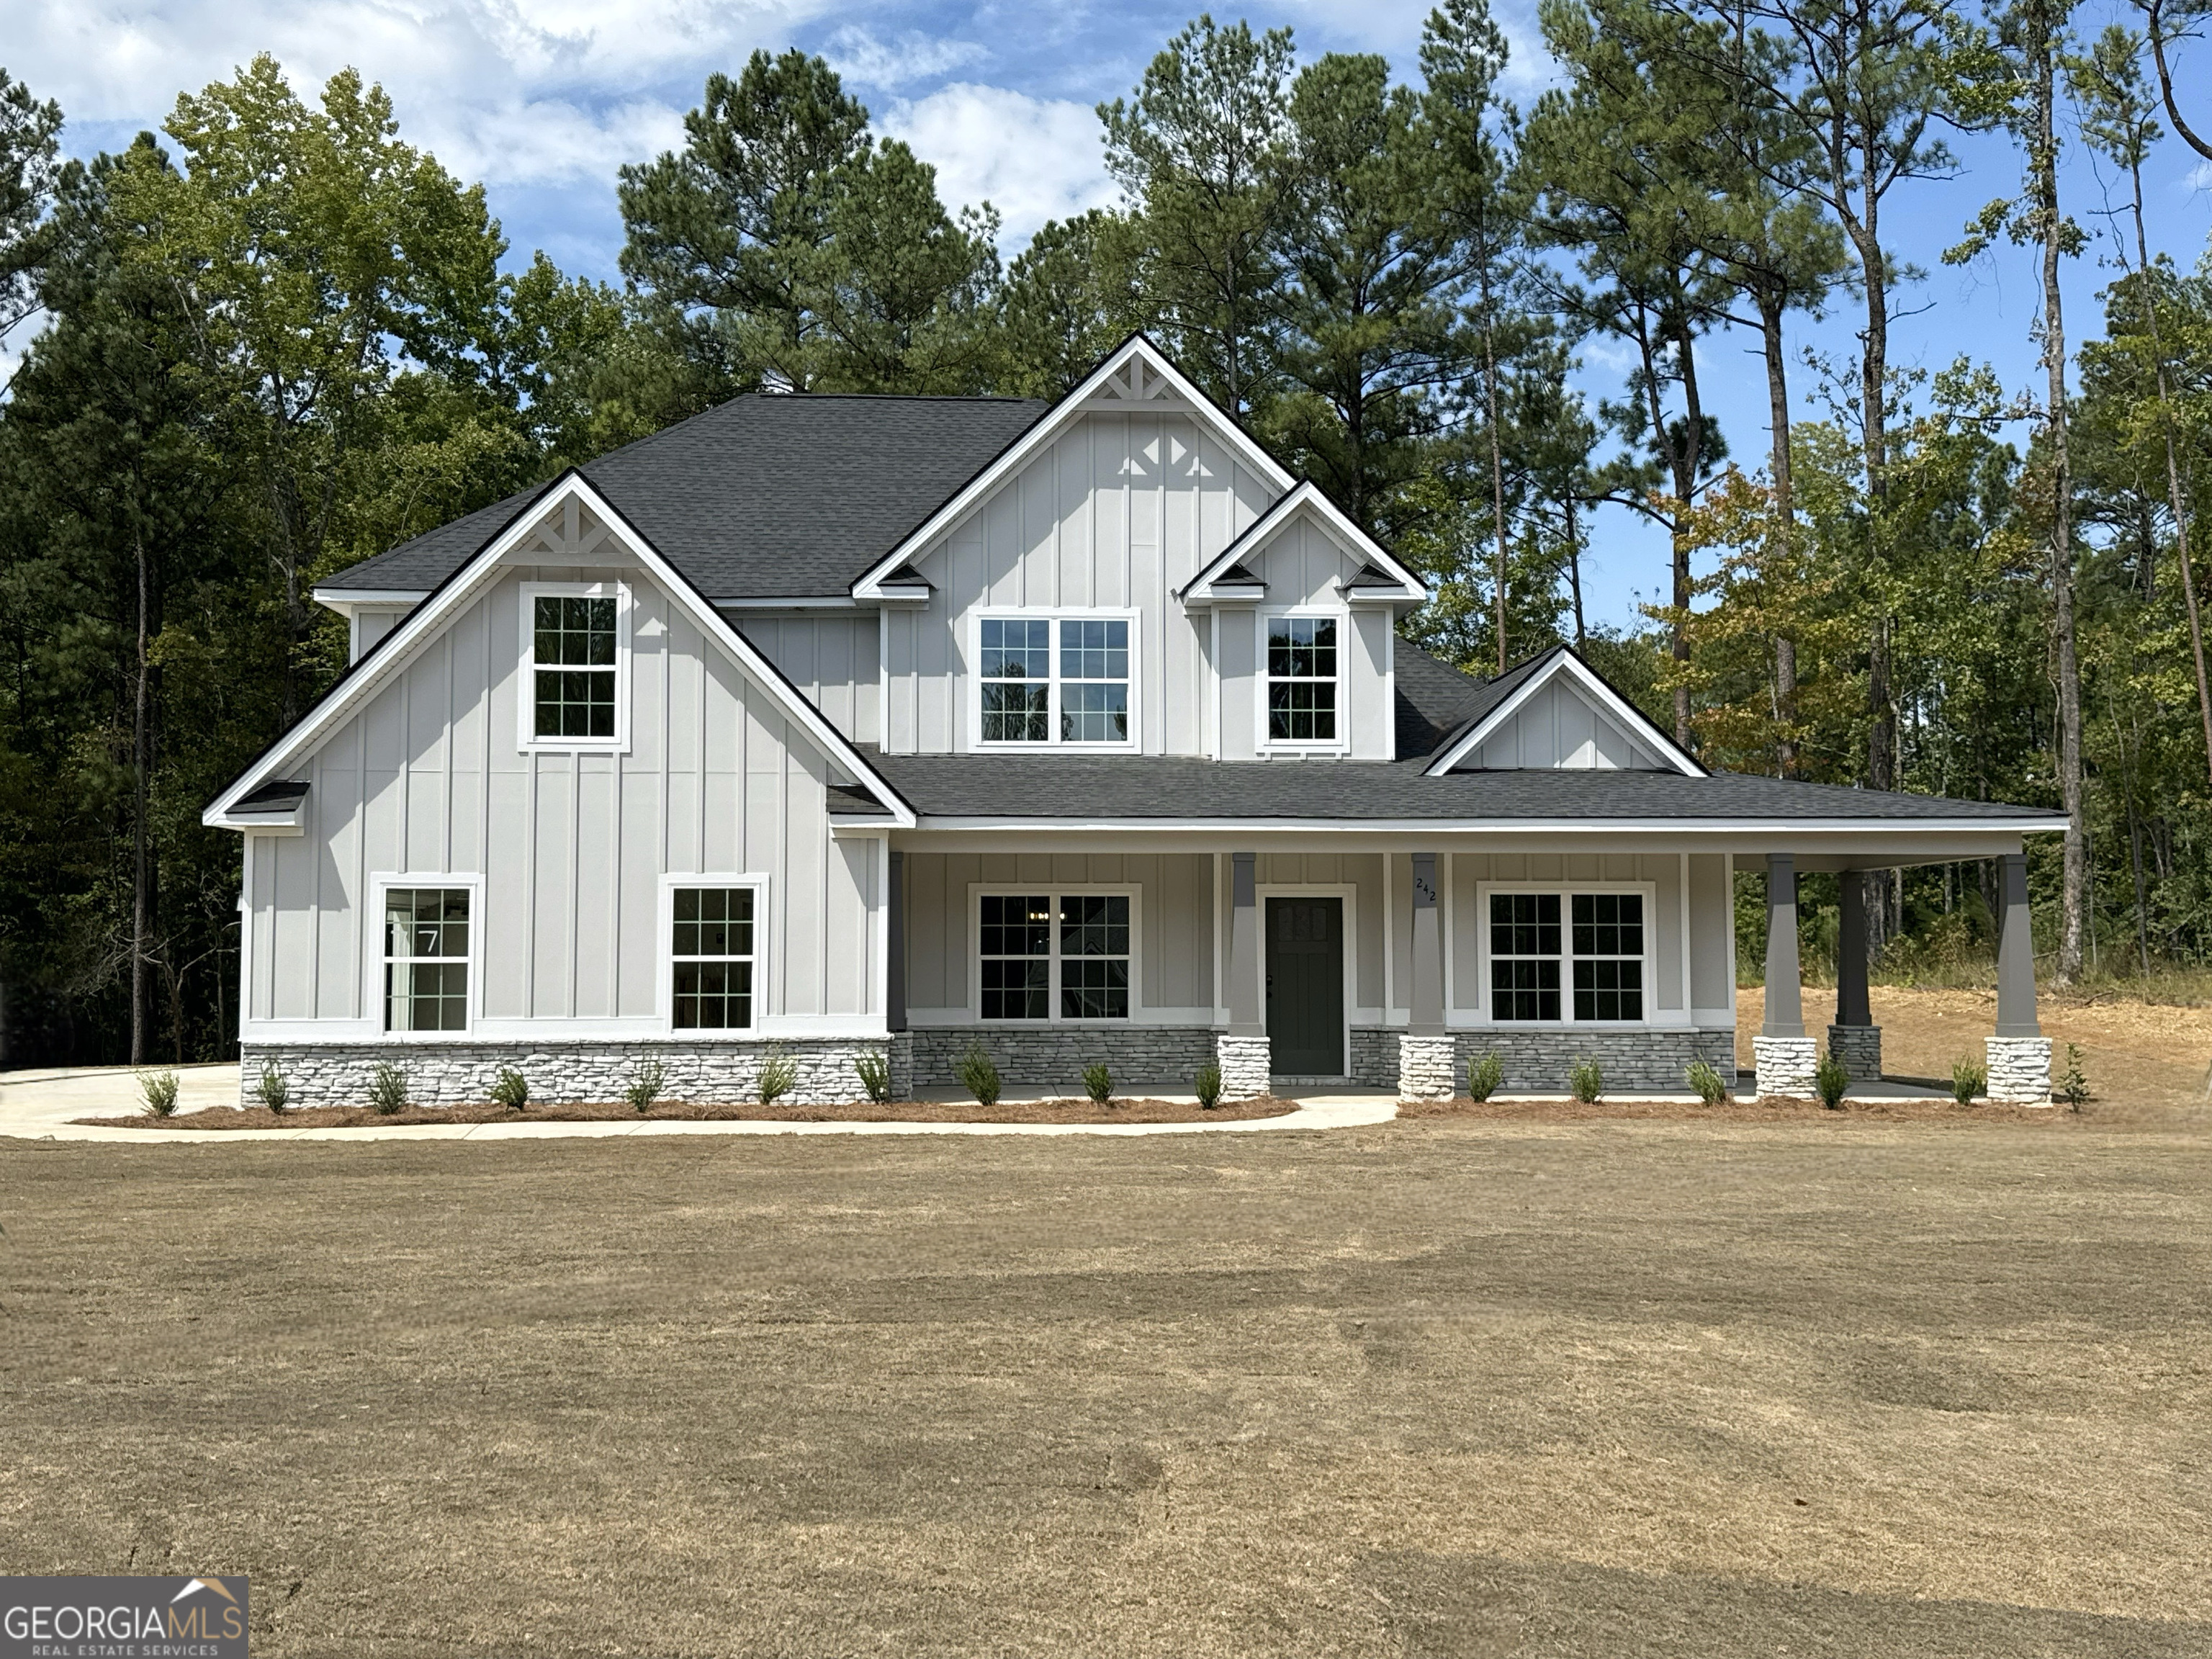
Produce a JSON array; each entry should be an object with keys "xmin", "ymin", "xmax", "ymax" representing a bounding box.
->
[
  {"xmin": 368, "ymin": 1062, "xmax": 408, "ymax": 1116},
  {"xmin": 757, "ymin": 1046, "xmax": 799, "ymax": 1106},
  {"xmin": 1568, "ymin": 1058, "xmax": 1604, "ymax": 1103},
  {"xmin": 2056, "ymin": 1042, "xmax": 2090, "ymax": 1109},
  {"xmin": 138, "ymin": 1069, "xmax": 179, "ymax": 1117},
  {"xmin": 1950, "ymin": 1057, "xmax": 1987, "ymax": 1105},
  {"xmin": 1467, "ymin": 1051, "xmax": 1506, "ymax": 1101},
  {"xmin": 624, "ymin": 1058, "xmax": 665, "ymax": 1114},
  {"xmin": 1686, "ymin": 1059, "xmax": 1729, "ymax": 1105},
  {"xmin": 254, "ymin": 1061, "xmax": 289, "ymax": 1114},
  {"xmin": 854, "ymin": 1048, "xmax": 893, "ymax": 1105},
  {"xmin": 956, "ymin": 1041, "xmax": 1002, "ymax": 1108},
  {"xmin": 1082, "ymin": 1061, "xmax": 1114, "ymax": 1104},
  {"xmin": 490, "ymin": 1066, "xmax": 529, "ymax": 1111},
  {"xmin": 1194, "ymin": 1059, "xmax": 1223, "ymax": 1110},
  {"xmin": 1814, "ymin": 1053, "xmax": 1851, "ymax": 1110}
]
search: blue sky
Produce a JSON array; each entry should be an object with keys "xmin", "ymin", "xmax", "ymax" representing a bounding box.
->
[{"xmin": 10, "ymin": 0, "xmax": 2211, "ymax": 630}]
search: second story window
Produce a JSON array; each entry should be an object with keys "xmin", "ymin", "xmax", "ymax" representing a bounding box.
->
[
  {"xmin": 975, "ymin": 611, "xmax": 1136, "ymax": 748},
  {"xmin": 1265, "ymin": 613, "xmax": 1339, "ymax": 745},
  {"xmin": 521, "ymin": 581, "xmax": 629, "ymax": 750}
]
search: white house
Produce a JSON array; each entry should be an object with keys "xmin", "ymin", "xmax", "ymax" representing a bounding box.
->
[{"xmin": 204, "ymin": 338, "xmax": 2064, "ymax": 1107}]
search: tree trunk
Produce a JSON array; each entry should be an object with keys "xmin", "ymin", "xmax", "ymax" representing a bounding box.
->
[
  {"xmin": 1854, "ymin": 106, "xmax": 1897, "ymax": 953},
  {"xmin": 1482, "ymin": 262, "xmax": 1509, "ymax": 676},
  {"xmin": 131, "ymin": 524, "xmax": 157, "ymax": 1067},
  {"xmin": 1760, "ymin": 285, "xmax": 1799, "ymax": 776},
  {"xmin": 1565, "ymin": 493, "xmax": 1586, "ymax": 651}
]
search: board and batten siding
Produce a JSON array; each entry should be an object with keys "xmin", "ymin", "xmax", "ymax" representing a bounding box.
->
[
  {"xmin": 1464, "ymin": 678, "xmax": 1670, "ymax": 770},
  {"xmin": 883, "ymin": 411, "xmax": 1275, "ymax": 756},
  {"xmin": 734, "ymin": 612, "xmax": 881, "ymax": 745},
  {"xmin": 245, "ymin": 564, "xmax": 880, "ymax": 1034}
]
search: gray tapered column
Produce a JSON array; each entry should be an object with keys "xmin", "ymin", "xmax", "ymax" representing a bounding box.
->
[
  {"xmin": 1755, "ymin": 853, "xmax": 1816, "ymax": 1097},
  {"xmin": 1398, "ymin": 852, "xmax": 1456, "ymax": 1100},
  {"xmin": 1218, "ymin": 852, "xmax": 1270, "ymax": 1097},
  {"xmin": 1987, "ymin": 851, "xmax": 2051, "ymax": 1103},
  {"xmin": 1827, "ymin": 870, "xmax": 1881, "ymax": 1080},
  {"xmin": 886, "ymin": 850, "xmax": 907, "ymax": 1033}
]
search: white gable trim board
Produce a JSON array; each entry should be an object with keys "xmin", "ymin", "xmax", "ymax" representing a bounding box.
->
[
  {"xmin": 1424, "ymin": 651, "xmax": 1706, "ymax": 778},
  {"xmin": 1179, "ymin": 480, "xmax": 1425, "ymax": 605}
]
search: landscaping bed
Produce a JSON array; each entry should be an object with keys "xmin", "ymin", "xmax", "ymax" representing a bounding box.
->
[
  {"xmin": 1398, "ymin": 1093, "xmax": 2090, "ymax": 1125},
  {"xmin": 74, "ymin": 1094, "xmax": 1297, "ymax": 1130}
]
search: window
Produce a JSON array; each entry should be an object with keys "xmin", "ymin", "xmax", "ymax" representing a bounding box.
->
[
  {"xmin": 521, "ymin": 583, "xmax": 627, "ymax": 748},
  {"xmin": 977, "ymin": 891, "xmax": 1133, "ymax": 1020},
  {"xmin": 975, "ymin": 613, "xmax": 1135, "ymax": 747},
  {"xmin": 385, "ymin": 888, "xmax": 469, "ymax": 1031},
  {"xmin": 671, "ymin": 887, "xmax": 755, "ymax": 1030},
  {"xmin": 1486, "ymin": 890, "xmax": 1647, "ymax": 1023},
  {"xmin": 1266, "ymin": 614, "xmax": 1339, "ymax": 744}
]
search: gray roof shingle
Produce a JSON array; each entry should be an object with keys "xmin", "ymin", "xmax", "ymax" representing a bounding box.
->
[{"xmin": 323, "ymin": 392, "xmax": 1051, "ymax": 599}]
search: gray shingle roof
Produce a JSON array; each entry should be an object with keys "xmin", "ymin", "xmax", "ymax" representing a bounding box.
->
[
  {"xmin": 863, "ymin": 749, "xmax": 2060, "ymax": 824},
  {"xmin": 323, "ymin": 392, "xmax": 1051, "ymax": 600}
]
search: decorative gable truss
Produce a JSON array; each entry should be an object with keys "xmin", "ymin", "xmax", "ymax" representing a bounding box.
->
[
  {"xmin": 1423, "ymin": 649, "xmax": 1704, "ymax": 777},
  {"xmin": 204, "ymin": 470, "xmax": 914, "ymax": 832}
]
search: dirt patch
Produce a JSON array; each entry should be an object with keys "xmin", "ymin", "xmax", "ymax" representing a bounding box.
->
[
  {"xmin": 1398, "ymin": 1093, "xmax": 2086, "ymax": 1125},
  {"xmin": 73, "ymin": 1094, "xmax": 1295, "ymax": 1130}
]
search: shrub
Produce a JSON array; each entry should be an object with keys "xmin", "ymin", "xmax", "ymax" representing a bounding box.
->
[
  {"xmin": 1686, "ymin": 1059, "xmax": 1729, "ymax": 1106},
  {"xmin": 854, "ymin": 1049, "xmax": 893, "ymax": 1105},
  {"xmin": 368, "ymin": 1061, "xmax": 409, "ymax": 1116},
  {"xmin": 1467, "ymin": 1051, "xmax": 1505, "ymax": 1102},
  {"xmin": 1950, "ymin": 1056, "xmax": 1986, "ymax": 1105},
  {"xmin": 1813, "ymin": 1053, "xmax": 1851, "ymax": 1110},
  {"xmin": 138, "ymin": 1069, "xmax": 180, "ymax": 1118},
  {"xmin": 1568, "ymin": 1058, "xmax": 1604, "ymax": 1104},
  {"xmin": 757, "ymin": 1046, "xmax": 799, "ymax": 1107},
  {"xmin": 2056, "ymin": 1042, "xmax": 2090, "ymax": 1110},
  {"xmin": 955, "ymin": 1040, "xmax": 1001, "ymax": 1107},
  {"xmin": 624, "ymin": 1058, "xmax": 665, "ymax": 1114},
  {"xmin": 1082, "ymin": 1061, "xmax": 1113, "ymax": 1104},
  {"xmin": 490, "ymin": 1066, "xmax": 529, "ymax": 1112},
  {"xmin": 254, "ymin": 1060, "xmax": 289, "ymax": 1115},
  {"xmin": 1193, "ymin": 1059, "xmax": 1223, "ymax": 1110}
]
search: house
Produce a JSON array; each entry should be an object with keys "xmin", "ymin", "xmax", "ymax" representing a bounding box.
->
[{"xmin": 203, "ymin": 337, "xmax": 2065, "ymax": 1108}]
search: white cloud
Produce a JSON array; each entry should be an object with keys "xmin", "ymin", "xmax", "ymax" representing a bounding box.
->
[
  {"xmin": 824, "ymin": 24, "xmax": 989, "ymax": 90},
  {"xmin": 880, "ymin": 82, "xmax": 1115, "ymax": 249}
]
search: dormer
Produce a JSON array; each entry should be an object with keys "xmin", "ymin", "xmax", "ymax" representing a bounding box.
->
[{"xmin": 1422, "ymin": 648, "xmax": 1702, "ymax": 775}]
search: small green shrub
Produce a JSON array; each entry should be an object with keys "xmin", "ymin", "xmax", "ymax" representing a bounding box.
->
[
  {"xmin": 368, "ymin": 1061, "xmax": 409, "ymax": 1116},
  {"xmin": 254, "ymin": 1060, "xmax": 289, "ymax": 1114},
  {"xmin": 624, "ymin": 1058, "xmax": 665, "ymax": 1114},
  {"xmin": 138, "ymin": 1069, "xmax": 180, "ymax": 1118},
  {"xmin": 955, "ymin": 1040, "xmax": 1001, "ymax": 1107},
  {"xmin": 1568, "ymin": 1058, "xmax": 1604, "ymax": 1104},
  {"xmin": 1686, "ymin": 1059, "xmax": 1729, "ymax": 1105},
  {"xmin": 1082, "ymin": 1061, "xmax": 1113, "ymax": 1104},
  {"xmin": 1193, "ymin": 1059, "xmax": 1223, "ymax": 1110},
  {"xmin": 1814, "ymin": 1053, "xmax": 1851, "ymax": 1110},
  {"xmin": 757, "ymin": 1046, "xmax": 799, "ymax": 1106},
  {"xmin": 2056, "ymin": 1042, "xmax": 2090, "ymax": 1110},
  {"xmin": 1950, "ymin": 1056, "xmax": 1986, "ymax": 1105},
  {"xmin": 1467, "ymin": 1051, "xmax": 1505, "ymax": 1102},
  {"xmin": 490, "ymin": 1066, "xmax": 529, "ymax": 1111},
  {"xmin": 854, "ymin": 1049, "xmax": 893, "ymax": 1105}
]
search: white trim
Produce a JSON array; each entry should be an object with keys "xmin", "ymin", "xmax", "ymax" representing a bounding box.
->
[
  {"xmin": 517, "ymin": 580, "xmax": 632, "ymax": 754},
  {"xmin": 1424, "ymin": 651, "xmax": 1707, "ymax": 778},
  {"xmin": 1180, "ymin": 481, "xmax": 1425, "ymax": 603},
  {"xmin": 899, "ymin": 816, "xmax": 2057, "ymax": 836},
  {"xmin": 966, "ymin": 883, "xmax": 1142, "ymax": 1023},
  {"xmin": 1256, "ymin": 882, "xmax": 1358, "ymax": 1076},
  {"xmin": 655, "ymin": 873, "xmax": 770, "ymax": 1037},
  {"xmin": 850, "ymin": 338, "xmax": 1295, "ymax": 600},
  {"xmin": 1256, "ymin": 606, "xmax": 1352, "ymax": 756},
  {"xmin": 238, "ymin": 1015, "xmax": 891, "ymax": 1045},
  {"xmin": 367, "ymin": 873, "xmax": 485, "ymax": 1040},
  {"xmin": 1470, "ymin": 879, "xmax": 1659, "ymax": 1028},
  {"xmin": 314, "ymin": 586, "xmax": 430, "ymax": 611},
  {"xmin": 968, "ymin": 607, "xmax": 1143, "ymax": 752},
  {"xmin": 709, "ymin": 595, "xmax": 864, "ymax": 610}
]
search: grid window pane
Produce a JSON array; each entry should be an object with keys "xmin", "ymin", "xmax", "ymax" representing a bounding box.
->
[
  {"xmin": 1571, "ymin": 893, "xmax": 1644, "ymax": 958},
  {"xmin": 1267, "ymin": 616, "xmax": 1336, "ymax": 678},
  {"xmin": 981, "ymin": 895, "xmax": 1053, "ymax": 1020},
  {"xmin": 671, "ymin": 887, "xmax": 754, "ymax": 960},
  {"xmin": 671, "ymin": 887, "xmax": 756, "ymax": 1030},
  {"xmin": 1062, "ymin": 958, "xmax": 1130, "ymax": 1020},
  {"xmin": 675, "ymin": 961, "xmax": 753, "ymax": 1030},
  {"xmin": 1059, "ymin": 894, "xmax": 1130, "ymax": 957},
  {"xmin": 1266, "ymin": 616, "xmax": 1338, "ymax": 742},
  {"xmin": 980, "ymin": 618, "xmax": 1051, "ymax": 680},
  {"xmin": 1267, "ymin": 680, "xmax": 1337, "ymax": 742},
  {"xmin": 981, "ymin": 682, "xmax": 1050, "ymax": 742},
  {"xmin": 981, "ymin": 895, "xmax": 1052, "ymax": 958},
  {"xmin": 536, "ymin": 667, "xmax": 616, "ymax": 737},
  {"xmin": 1058, "ymin": 619, "xmax": 1128, "ymax": 682},
  {"xmin": 1490, "ymin": 958, "xmax": 1560, "ymax": 1022},
  {"xmin": 981, "ymin": 960, "xmax": 1049, "ymax": 1020},
  {"xmin": 1573, "ymin": 959, "xmax": 1643, "ymax": 1022},
  {"xmin": 384, "ymin": 889, "xmax": 469, "ymax": 1031},
  {"xmin": 534, "ymin": 595, "xmax": 616, "ymax": 665},
  {"xmin": 1060, "ymin": 683, "xmax": 1129, "ymax": 743},
  {"xmin": 979, "ymin": 893, "xmax": 1130, "ymax": 1022},
  {"xmin": 1489, "ymin": 893, "xmax": 1560, "ymax": 959}
]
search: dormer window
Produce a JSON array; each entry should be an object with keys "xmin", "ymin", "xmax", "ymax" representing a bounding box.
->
[
  {"xmin": 520, "ymin": 580, "xmax": 629, "ymax": 751},
  {"xmin": 974, "ymin": 611, "xmax": 1138, "ymax": 749},
  {"xmin": 1262, "ymin": 611, "xmax": 1342, "ymax": 749}
]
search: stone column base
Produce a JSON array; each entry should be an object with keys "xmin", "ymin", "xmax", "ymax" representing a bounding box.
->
[
  {"xmin": 1825, "ymin": 1024, "xmax": 1882, "ymax": 1081},
  {"xmin": 884, "ymin": 1032, "xmax": 914, "ymax": 1102},
  {"xmin": 1396, "ymin": 1033, "xmax": 1458, "ymax": 1102},
  {"xmin": 1986, "ymin": 1035, "xmax": 2053, "ymax": 1105},
  {"xmin": 1754, "ymin": 1035, "xmax": 1819, "ymax": 1100},
  {"xmin": 1216, "ymin": 1034, "xmax": 1272, "ymax": 1100}
]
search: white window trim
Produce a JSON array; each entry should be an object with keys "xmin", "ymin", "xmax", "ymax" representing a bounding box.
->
[
  {"xmin": 518, "ymin": 580, "xmax": 632, "ymax": 754},
  {"xmin": 968, "ymin": 883, "xmax": 1142, "ymax": 1023},
  {"xmin": 1472, "ymin": 880, "xmax": 1659, "ymax": 1028},
  {"xmin": 968, "ymin": 608, "xmax": 1143, "ymax": 752},
  {"xmin": 367, "ymin": 873, "xmax": 484, "ymax": 1040},
  {"xmin": 1256, "ymin": 606, "xmax": 1350, "ymax": 755},
  {"xmin": 657, "ymin": 873, "xmax": 771, "ymax": 1038}
]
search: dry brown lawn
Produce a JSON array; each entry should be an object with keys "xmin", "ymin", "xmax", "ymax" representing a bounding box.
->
[{"xmin": 1, "ymin": 1105, "xmax": 2206, "ymax": 1657}]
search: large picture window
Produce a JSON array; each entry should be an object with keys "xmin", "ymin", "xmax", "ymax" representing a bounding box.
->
[
  {"xmin": 977, "ymin": 891, "xmax": 1133, "ymax": 1020},
  {"xmin": 671, "ymin": 886, "xmax": 757, "ymax": 1029},
  {"xmin": 384, "ymin": 888, "xmax": 470, "ymax": 1032},
  {"xmin": 1486, "ymin": 889, "xmax": 1647, "ymax": 1023},
  {"xmin": 975, "ymin": 613, "xmax": 1136, "ymax": 747},
  {"xmin": 1264, "ymin": 613, "xmax": 1339, "ymax": 745},
  {"xmin": 521, "ymin": 582, "xmax": 627, "ymax": 750}
]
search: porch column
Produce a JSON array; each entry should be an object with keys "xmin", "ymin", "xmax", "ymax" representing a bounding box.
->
[
  {"xmin": 1986, "ymin": 851, "xmax": 2051, "ymax": 1104},
  {"xmin": 1218, "ymin": 852, "xmax": 1270, "ymax": 1099},
  {"xmin": 884, "ymin": 848, "xmax": 911, "ymax": 1100},
  {"xmin": 1398, "ymin": 852, "xmax": 1456, "ymax": 1101},
  {"xmin": 1754, "ymin": 853, "xmax": 1817, "ymax": 1099},
  {"xmin": 1826, "ymin": 871, "xmax": 1881, "ymax": 1081}
]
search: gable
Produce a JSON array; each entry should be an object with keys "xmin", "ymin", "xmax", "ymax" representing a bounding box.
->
[
  {"xmin": 1457, "ymin": 675, "xmax": 1671, "ymax": 770},
  {"xmin": 1237, "ymin": 505, "xmax": 1375, "ymax": 606}
]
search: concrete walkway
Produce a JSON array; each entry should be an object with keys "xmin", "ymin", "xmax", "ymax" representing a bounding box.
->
[{"xmin": 0, "ymin": 1063, "xmax": 1400, "ymax": 1143}]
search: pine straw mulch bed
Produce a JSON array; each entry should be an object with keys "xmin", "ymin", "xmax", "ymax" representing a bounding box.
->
[
  {"xmin": 1395, "ymin": 1093, "xmax": 2098, "ymax": 1126},
  {"xmin": 75, "ymin": 1095, "xmax": 1298, "ymax": 1130}
]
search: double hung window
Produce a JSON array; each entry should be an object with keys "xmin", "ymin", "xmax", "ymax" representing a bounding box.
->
[
  {"xmin": 384, "ymin": 888, "xmax": 471, "ymax": 1031},
  {"xmin": 1264, "ymin": 614, "xmax": 1339, "ymax": 745},
  {"xmin": 670, "ymin": 886, "xmax": 757, "ymax": 1030},
  {"xmin": 976, "ymin": 613, "xmax": 1134, "ymax": 747},
  {"xmin": 521, "ymin": 583, "xmax": 627, "ymax": 749},
  {"xmin": 1486, "ymin": 890, "xmax": 1647, "ymax": 1023},
  {"xmin": 978, "ymin": 893, "xmax": 1132, "ymax": 1020}
]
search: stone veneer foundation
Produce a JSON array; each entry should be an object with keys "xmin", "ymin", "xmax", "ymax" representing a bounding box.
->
[
  {"xmin": 1753, "ymin": 1035, "xmax": 1819, "ymax": 1100},
  {"xmin": 1395, "ymin": 1035, "xmax": 1458, "ymax": 1101},
  {"xmin": 1352, "ymin": 1027, "xmax": 1737, "ymax": 1094},
  {"xmin": 910, "ymin": 1026, "xmax": 1219, "ymax": 1092},
  {"xmin": 1984, "ymin": 1035, "xmax": 2054, "ymax": 1105}
]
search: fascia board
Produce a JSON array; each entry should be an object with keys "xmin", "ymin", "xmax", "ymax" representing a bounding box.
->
[
  {"xmin": 1424, "ymin": 652, "xmax": 1704, "ymax": 778},
  {"xmin": 899, "ymin": 814, "xmax": 2063, "ymax": 835},
  {"xmin": 1181, "ymin": 481, "xmax": 1426, "ymax": 602}
]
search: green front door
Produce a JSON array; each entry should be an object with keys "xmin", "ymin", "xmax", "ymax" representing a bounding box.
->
[{"xmin": 1266, "ymin": 896, "xmax": 1344, "ymax": 1075}]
